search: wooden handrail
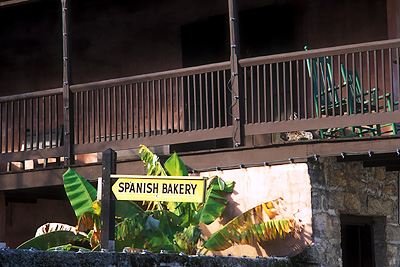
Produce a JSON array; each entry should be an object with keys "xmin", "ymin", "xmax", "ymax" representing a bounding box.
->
[
  {"xmin": 0, "ymin": 88, "xmax": 63, "ymax": 103},
  {"xmin": 70, "ymin": 61, "xmax": 231, "ymax": 92},
  {"xmin": 239, "ymin": 38, "xmax": 400, "ymax": 67}
]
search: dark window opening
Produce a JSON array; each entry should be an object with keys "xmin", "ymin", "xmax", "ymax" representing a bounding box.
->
[
  {"xmin": 181, "ymin": 5, "xmax": 295, "ymax": 68},
  {"xmin": 341, "ymin": 215, "xmax": 375, "ymax": 267}
]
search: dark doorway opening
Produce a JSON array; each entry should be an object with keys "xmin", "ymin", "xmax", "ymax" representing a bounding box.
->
[{"xmin": 341, "ymin": 215, "xmax": 375, "ymax": 267}]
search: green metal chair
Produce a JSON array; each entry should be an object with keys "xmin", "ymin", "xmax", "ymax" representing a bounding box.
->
[
  {"xmin": 305, "ymin": 48, "xmax": 355, "ymax": 138},
  {"xmin": 305, "ymin": 46, "xmax": 398, "ymax": 138},
  {"xmin": 340, "ymin": 63, "xmax": 398, "ymax": 136}
]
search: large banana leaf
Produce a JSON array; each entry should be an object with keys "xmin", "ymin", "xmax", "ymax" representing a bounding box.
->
[
  {"xmin": 63, "ymin": 168, "xmax": 97, "ymax": 219},
  {"xmin": 17, "ymin": 230, "xmax": 89, "ymax": 250},
  {"xmin": 116, "ymin": 200, "xmax": 145, "ymax": 218},
  {"xmin": 175, "ymin": 225, "xmax": 203, "ymax": 254},
  {"xmin": 164, "ymin": 152, "xmax": 188, "ymax": 176},
  {"xmin": 139, "ymin": 145, "xmax": 168, "ymax": 176},
  {"xmin": 203, "ymin": 199, "xmax": 302, "ymax": 251},
  {"xmin": 195, "ymin": 177, "xmax": 235, "ymax": 225}
]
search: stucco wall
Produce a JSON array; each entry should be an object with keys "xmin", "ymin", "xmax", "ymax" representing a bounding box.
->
[
  {"xmin": 199, "ymin": 164, "xmax": 312, "ymax": 258},
  {"xmin": 295, "ymin": 157, "xmax": 400, "ymax": 267}
]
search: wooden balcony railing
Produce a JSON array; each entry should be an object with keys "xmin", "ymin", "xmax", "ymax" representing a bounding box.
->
[
  {"xmin": 241, "ymin": 39, "xmax": 400, "ymax": 137},
  {"xmin": 1, "ymin": 39, "xmax": 400, "ymax": 170}
]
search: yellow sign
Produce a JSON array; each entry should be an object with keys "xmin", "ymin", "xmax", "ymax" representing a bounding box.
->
[{"xmin": 111, "ymin": 175, "xmax": 207, "ymax": 203}]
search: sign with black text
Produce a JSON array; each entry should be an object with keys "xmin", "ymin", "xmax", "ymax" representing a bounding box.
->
[{"xmin": 111, "ymin": 175, "xmax": 207, "ymax": 203}]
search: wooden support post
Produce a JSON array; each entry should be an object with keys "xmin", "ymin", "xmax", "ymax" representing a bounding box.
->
[
  {"xmin": 228, "ymin": 0, "xmax": 244, "ymax": 147},
  {"xmin": 0, "ymin": 192, "xmax": 5, "ymax": 246},
  {"xmin": 61, "ymin": 0, "xmax": 74, "ymax": 166},
  {"xmin": 101, "ymin": 148, "xmax": 117, "ymax": 251}
]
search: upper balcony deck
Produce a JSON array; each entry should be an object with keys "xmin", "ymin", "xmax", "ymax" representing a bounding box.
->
[{"xmin": 1, "ymin": 39, "xmax": 400, "ymax": 191}]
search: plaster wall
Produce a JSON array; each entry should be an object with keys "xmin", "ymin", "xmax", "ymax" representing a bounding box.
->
[{"xmin": 199, "ymin": 164, "xmax": 312, "ymax": 258}]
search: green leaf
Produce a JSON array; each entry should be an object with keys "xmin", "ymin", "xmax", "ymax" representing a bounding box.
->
[
  {"xmin": 174, "ymin": 225, "xmax": 203, "ymax": 254},
  {"xmin": 63, "ymin": 168, "xmax": 97, "ymax": 219},
  {"xmin": 195, "ymin": 177, "xmax": 235, "ymax": 225},
  {"xmin": 47, "ymin": 244, "xmax": 91, "ymax": 252},
  {"xmin": 202, "ymin": 200, "xmax": 302, "ymax": 251},
  {"xmin": 164, "ymin": 152, "xmax": 188, "ymax": 176},
  {"xmin": 116, "ymin": 200, "xmax": 145, "ymax": 219},
  {"xmin": 139, "ymin": 145, "xmax": 167, "ymax": 176},
  {"xmin": 17, "ymin": 231, "xmax": 88, "ymax": 250}
]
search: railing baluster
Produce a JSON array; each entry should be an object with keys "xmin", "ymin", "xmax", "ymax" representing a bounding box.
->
[
  {"xmin": 142, "ymin": 83, "xmax": 146, "ymax": 137},
  {"xmin": 56, "ymin": 95, "xmax": 59, "ymax": 147},
  {"xmin": 382, "ymin": 49, "xmax": 386, "ymax": 112},
  {"xmin": 210, "ymin": 72, "xmax": 214, "ymax": 128},
  {"xmin": 367, "ymin": 51, "xmax": 371, "ymax": 113},
  {"xmin": 81, "ymin": 91, "xmax": 85, "ymax": 143},
  {"xmin": 180, "ymin": 76, "xmax": 187, "ymax": 132},
  {"xmin": 91, "ymin": 90, "xmax": 94, "ymax": 143},
  {"xmin": 36, "ymin": 98, "xmax": 39, "ymax": 150},
  {"xmin": 163, "ymin": 79, "xmax": 169, "ymax": 134},
  {"xmin": 289, "ymin": 61, "xmax": 293, "ymax": 120},
  {"xmin": 187, "ymin": 76, "xmax": 191, "ymax": 131},
  {"xmin": 87, "ymin": 90, "xmax": 90, "ymax": 143},
  {"xmin": 107, "ymin": 86, "xmax": 111, "ymax": 141},
  {"xmin": 114, "ymin": 86, "xmax": 118, "ymax": 140},
  {"xmin": 257, "ymin": 65, "xmax": 261, "ymax": 123},
  {"xmin": 75, "ymin": 93, "xmax": 79, "ymax": 144},
  {"xmin": 23, "ymin": 100, "xmax": 27, "ymax": 151},
  {"xmin": 176, "ymin": 77, "xmax": 181, "ymax": 132},
  {"xmin": 158, "ymin": 80, "xmax": 162, "ymax": 135},
  {"xmin": 152, "ymin": 81, "xmax": 156, "ymax": 135},
  {"xmin": 270, "ymin": 63, "xmax": 274, "ymax": 122},
  {"xmin": 30, "ymin": 99, "xmax": 33, "ymax": 151},
  {"xmin": 147, "ymin": 82, "xmax": 151, "ymax": 136},
  {"xmin": 277, "ymin": 63, "xmax": 281, "ymax": 121},
  {"xmin": 283, "ymin": 62, "xmax": 287, "ymax": 120},
  {"xmin": 136, "ymin": 83, "xmax": 140, "ymax": 137},
  {"xmin": 389, "ymin": 48, "xmax": 394, "ymax": 111},
  {"xmin": 194, "ymin": 75, "xmax": 198, "ymax": 130},
  {"xmin": 345, "ymin": 54, "xmax": 351, "ymax": 115},
  {"xmin": 374, "ymin": 50, "xmax": 379, "ymax": 113},
  {"xmin": 97, "ymin": 89, "xmax": 101, "ymax": 142},
  {"xmin": 250, "ymin": 66, "xmax": 254, "ymax": 123},
  {"xmin": 204, "ymin": 73, "xmax": 209, "ymax": 129},
  {"xmin": 296, "ymin": 61, "xmax": 300, "ymax": 119},
  {"xmin": 103, "ymin": 88, "xmax": 107, "ymax": 142},
  {"xmin": 223, "ymin": 70, "xmax": 228, "ymax": 126},
  {"xmin": 11, "ymin": 101, "xmax": 15, "ymax": 152},
  {"xmin": 352, "ymin": 53, "xmax": 356, "ymax": 115},
  {"xmin": 316, "ymin": 58, "xmax": 321, "ymax": 118},
  {"xmin": 359, "ymin": 52, "xmax": 364, "ymax": 115},
  {"xmin": 397, "ymin": 47, "xmax": 400, "ymax": 111},
  {"xmin": 49, "ymin": 96, "xmax": 53, "ymax": 148},
  {"xmin": 264, "ymin": 64, "xmax": 268, "ymax": 122},
  {"xmin": 170, "ymin": 78, "xmax": 174, "ymax": 133}
]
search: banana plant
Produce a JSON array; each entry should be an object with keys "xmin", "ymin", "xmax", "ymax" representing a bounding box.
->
[
  {"xmin": 139, "ymin": 145, "xmax": 235, "ymax": 227},
  {"xmin": 201, "ymin": 198, "xmax": 303, "ymax": 252}
]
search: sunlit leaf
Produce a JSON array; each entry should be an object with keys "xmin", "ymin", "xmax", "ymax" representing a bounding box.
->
[
  {"xmin": 35, "ymin": 223, "xmax": 80, "ymax": 237},
  {"xmin": 17, "ymin": 231, "xmax": 89, "ymax": 250},
  {"xmin": 203, "ymin": 199, "xmax": 303, "ymax": 251},
  {"xmin": 195, "ymin": 176, "xmax": 235, "ymax": 225},
  {"xmin": 77, "ymin": 211, "xmax": 101, "ymax": 233},
  {"xmin": 63, "ymin": 168, "xmax": 97, "ymax": 219},
  {"xmin": 139, "ymin": 145, "xmax": 167, "ymax": 176},
  {"xmin": 164, "ymin": 152, "xmax": 188, "ymax": 176}
]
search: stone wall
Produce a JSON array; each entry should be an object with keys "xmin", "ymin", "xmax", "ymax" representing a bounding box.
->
[
  {"xmin": 0, "ymin": 249, "xmax": 291, "ymax": 267},
  {"xmin": 294, "ymin": 157, "xmax": 399, "ymax": 267}
]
